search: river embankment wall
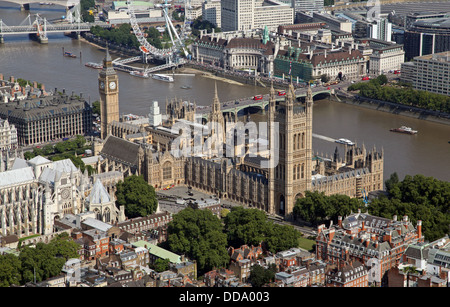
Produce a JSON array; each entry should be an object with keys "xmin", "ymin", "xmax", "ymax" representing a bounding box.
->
[{"xmin": 333, "ymin": 92, "xmax": 450, "ymax": 126}]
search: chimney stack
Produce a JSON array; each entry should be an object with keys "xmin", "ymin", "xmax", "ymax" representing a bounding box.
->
[
  {"xmin": 328, "ymin": 228, "xmax": 335, "ymax": 243},
  {"xmin": 338, "ymin": 216, "xmax": 342, "ymax": 228},
  {"xmin": 417, "ymin": 220, "xmax": 422, "ymax": 239}
]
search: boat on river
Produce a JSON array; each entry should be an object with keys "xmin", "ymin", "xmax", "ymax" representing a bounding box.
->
[
  {"xmin": 152, "ymin": 74, "xmax": 174, "ymax": 82},
  {"xmin": 85, "ymin": 62, "xmax": 102, "ymax": 69},
  {"xmin": 390, "ymin": 126, "xmax": 418, "ymax": 135},
  {"xmin": 64, "ymin": 51, "xmax": 76, "ymax": 58},
  {"xmin": 130, "ymin": 70, "xmax": 149, "ymax": 78},
  {"xmin": 335, "ymin": 138, "xmax": 355, "ymax": 146}
]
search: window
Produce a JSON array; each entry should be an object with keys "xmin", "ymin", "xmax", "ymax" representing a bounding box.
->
[{"xmin": 163, "ymin": 161, "xmax": 172, "ymax": 181}]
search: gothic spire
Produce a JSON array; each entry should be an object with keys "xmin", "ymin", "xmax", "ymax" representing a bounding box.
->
[
  {"xmin": 105, "ymin": 42, "xmax": 112, "ymax": 62},
  {"xmin": 212, "ymin": 81, "xmax": 220, "ymax": 113}
]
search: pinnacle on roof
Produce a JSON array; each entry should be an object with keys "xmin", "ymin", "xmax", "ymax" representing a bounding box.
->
[
  {"xmin": 212, "ymin": 81, "xmax": 221, "ymax": 113},
  {"xmin": 105, "ymin": 43, "xmax": 112, "ymax": 62}
]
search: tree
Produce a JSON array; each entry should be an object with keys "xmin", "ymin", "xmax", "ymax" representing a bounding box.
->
[
  {"xmin": 15, "ymin": 234, "xmax": 79, "ymax": 285},
  {"xmin": 385, "ymin": 172, "xmax": 399, "ymax": 194},
  {"xmin": 249, "ymin": 264, "xmax": 276, "ymax": 287},
  {"xmin": 320, "ymin": 74, "xmax": 330, "ymax": 83},
  {"xmin": 265, "ymin": 223, "xmax": 301, "ymax": 254},
  {"xmin": 167, "ymin": 207, "xmax": 229, "ymax": 273},
  {"xmin": 368, "ymin": 173, "xmax": 450, "ymax": 241},
  {"xmin": 294, "ymin": 191, "xmax": 363, "ymax": 226},
  {"xmin": 0, "ymin": 254, "xmax": 21, "ymax": 287},
  {"xmin": 224, "ymin": 207, "xmax": 269, "ymax": 247},
  {"xmin": 152, "ymin": 258, "xmax": 170, "ymax": 272},
  {"xmin": 115, "ymin": 175, "xmax": 158, "ymax": 218},
  {"xmin": 224, "ymin": 207, "xmax": 301, "ymax": 253},
  {"xmin": 92, "ymin": 101, "xmax": 100, "ymax": 115}
]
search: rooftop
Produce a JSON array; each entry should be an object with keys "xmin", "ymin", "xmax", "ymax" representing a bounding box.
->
[{"xmin": 132, "ymin": 241, "xmax": 181, "ymax": 264}]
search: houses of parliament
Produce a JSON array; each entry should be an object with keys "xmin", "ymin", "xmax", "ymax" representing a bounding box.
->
[{"xmin": 95, "ymin": 50, "xmax": 384, "ymax": 218}]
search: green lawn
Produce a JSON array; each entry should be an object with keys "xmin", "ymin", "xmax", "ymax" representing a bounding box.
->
[{"xmin": 298, "ymin": 236, "xmax": 316, "ymax": 252}]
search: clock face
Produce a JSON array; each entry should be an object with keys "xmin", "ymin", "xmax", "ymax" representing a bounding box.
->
[
  {"xmin": 100, "ymin": 81, "xmax": 105, "ymax": 89},
  {"xmin": 109, "ymin": 81, "xmax": 116, "ymax": 90}
]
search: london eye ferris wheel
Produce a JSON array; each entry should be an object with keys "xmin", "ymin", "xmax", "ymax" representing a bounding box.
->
[{"xmin": 126, "ymin": 0, "xmax": 192, "ymax": 62}]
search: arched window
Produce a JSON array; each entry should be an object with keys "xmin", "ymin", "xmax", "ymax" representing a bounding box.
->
[
  {"xmin": 94, "ymin": 209, "xmax": 101, "ymax": 221},
  {"xmin": 103, "ymin": 208, "xmax": 111, "ymax": 223},
  {"xmin": 163, "ymin": 161, "xmax": 172, "ymax": 181}
]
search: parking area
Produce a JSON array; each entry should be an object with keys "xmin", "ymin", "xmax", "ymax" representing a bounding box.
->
[{"xmin": 157, "ymin": 186, "xmax": 243, "ymax": 214}]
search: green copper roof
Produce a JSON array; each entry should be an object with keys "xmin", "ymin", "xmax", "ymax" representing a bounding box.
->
[{"xmin": 133, "ymin": 241, "xmax": 182, "ymax": 264}]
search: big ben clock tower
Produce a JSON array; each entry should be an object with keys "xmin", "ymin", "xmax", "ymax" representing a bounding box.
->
[{"xmin": 98, "ymin": 45, "xmax": 119, "ymax": 139}]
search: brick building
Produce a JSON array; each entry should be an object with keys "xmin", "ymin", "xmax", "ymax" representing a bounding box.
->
[
  {"xmin": 228, "ymin": 244, "xmax": 264, "ymax": 263},
  {"xmin": 326, "ymin": 261, "xmax": 368, "ymax": 287},
  {"xmin": 73, "ymin": 229, "xmax": 110, "ymax": 261},
  {"xmin": 316, "ymin": 211, "xmax": 424, "ymax": 286}
]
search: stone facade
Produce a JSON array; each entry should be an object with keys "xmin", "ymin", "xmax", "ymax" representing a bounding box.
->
[
  {"xmin": 98, "ymin": 47, "xmax": 120, "ymax": 139},
  {"xmin": 0, "ymin": 90, "xmax": 92, "ymax": 147},
  {"xmin": 192, "ymin": 30, "xmax": 278, "ymax": 76},
  {"xmin": 94, "ymin": 64, "xmax": 384, "ymax": 218},
  {"xmin": 0, "ymin": 154, "xmax": 124, "ymax": 238},
  {"xmin": 0, "ymin": 119, "xmax": 17, "ymax": 151}
]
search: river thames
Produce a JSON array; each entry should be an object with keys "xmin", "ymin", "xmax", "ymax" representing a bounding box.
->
[{"xmin": 0, "ymin": 3, "xmax": 449, "ymax": 183}]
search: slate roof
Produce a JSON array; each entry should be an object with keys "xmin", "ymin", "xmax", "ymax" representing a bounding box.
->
[
  {"xmin": 0, "ymin": 92, "xmax": 88, "ymax": 121},
  {"xmin": 195, "ymin": 36, "xmax": 276, "ymax": 56},
  {"xmin": 330, "ymin": 260, "xmax": 367, "ymax": 284},
  {"xmin": 311, "ymin": 167, "xmax": 370, "ymax": 187},
  {"xmin": 277, "ymin": 48, "xmax": 364, "ymax": 66},
  {"xmin": 342, "ymin": 212, "xmax": 391, "ymax": 230},
  {"xmin": 100, "ymin": 135, "xmax": 141, "ymax": 166}
]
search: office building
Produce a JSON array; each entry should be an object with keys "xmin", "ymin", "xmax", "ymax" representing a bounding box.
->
[
  {"xmin": 401, "ymin": 51, "xmax": 450, "ymax": 96},
  {"xmin": 202, "ymin": 0, "xmax": 221, "ymax": 28},
  {"xmin": 404, "ymin": 17, "xmax": 450, "ymax": 60},
  {"xmin": 291, "ymin": 0, "xmax": 324, "ymax": 13},
  {"xmin": 0, "ymin": 90, "xmax": 92, "ymax": 147},
  {"xmin": 221, "ymin": 0, "xmax": 294, "ymax": 32},
  {"xmin": 367, "ymin": 18, "xmax": 392, "ymax": 42},
  {"xmin": 357, "ymin": 38, "xmax": 404, "ymax": 75}
]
